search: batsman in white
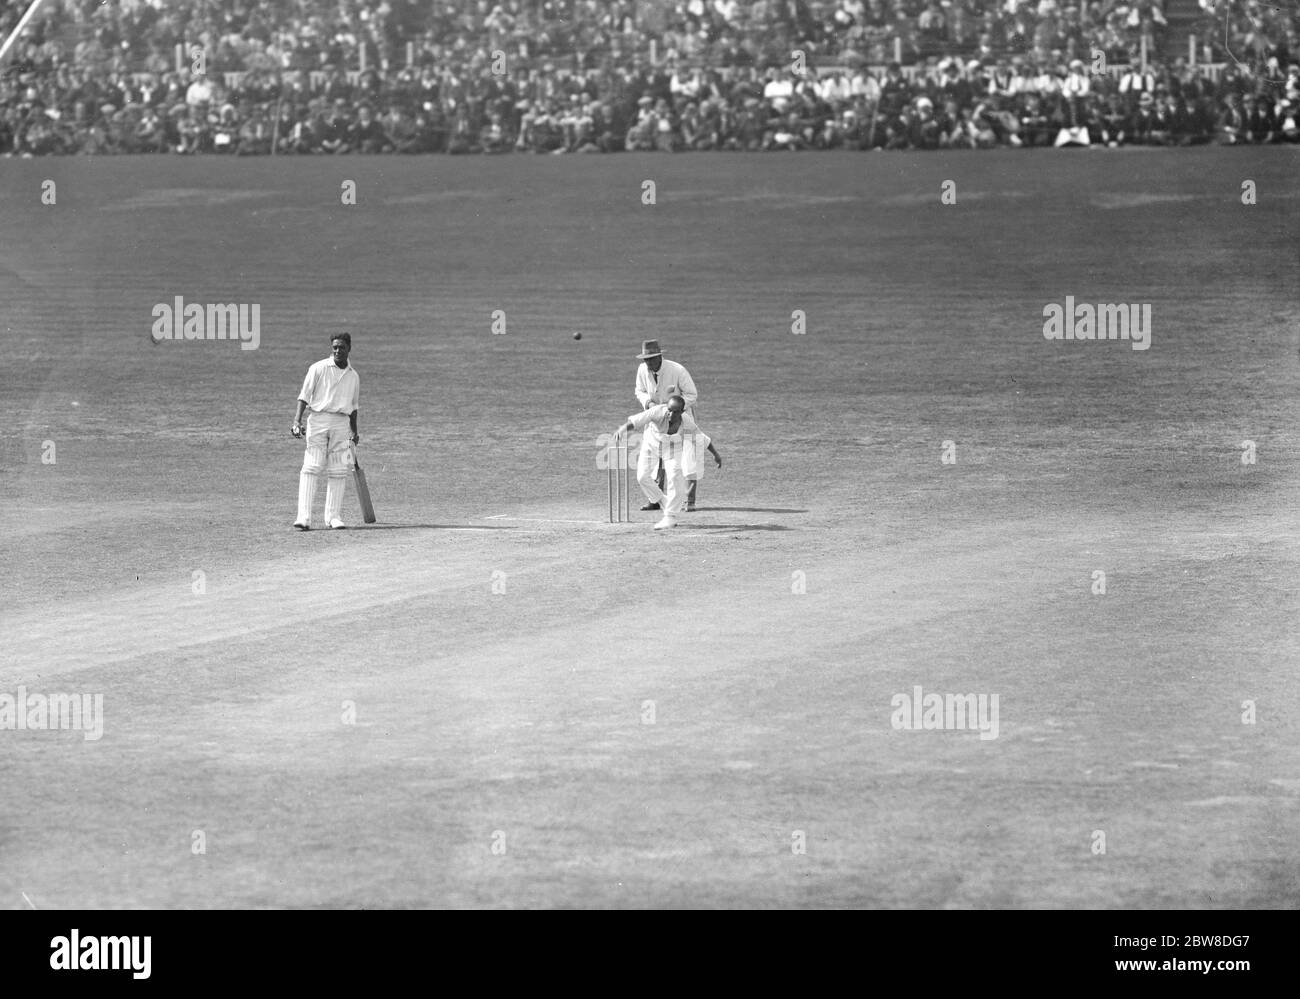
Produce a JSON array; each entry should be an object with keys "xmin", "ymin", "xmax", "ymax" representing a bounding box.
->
[{"xmin": 291, "ymin": 333, "xmax": 360, "ymax": 530}]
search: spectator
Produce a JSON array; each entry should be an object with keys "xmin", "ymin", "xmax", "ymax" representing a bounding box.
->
[
  {"xmin": 1242, "ymin": 94, "xmax": 1274, "ymax": 143},
  {"xmin": 1278, "ymin": 98, "xmax": 1299, "ymax": 141},
  {"xmin": 1118, "ymin": 62, "xmax": 1156, "ymax": 111},
  {"xmin": 320, "ymin": 97, "xmax": 352, "ymax": 152},
  {"xmin": 1130, "ymin": 89, "xmax": 1158, "ymax": 143},
  {"xmin": 212, "ymin": 102, "xmax": 239, "ymax": 152},
  {"xmin": 237, "ymin": 105, "xmax": 273, "ymax": 154},
  {"xmin": 185, "ymin": 71, "xmax": 216, "ymax": 108},
  {"xmin": 1215, "ymin": 92, "xmax": 1245, "ymax": 144}
]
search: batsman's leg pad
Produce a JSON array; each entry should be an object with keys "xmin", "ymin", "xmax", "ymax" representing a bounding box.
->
[
  {"xmin": 297, "ymin": 471, "xmax": 318, "ymax": 523},
  {"xmin": 324, "ymin": 479, "xmax": 347, "ymax": 523},
  {"xmin": 325, "ymin": 448, "xmax": 352, "ymax": 479},
  {"xmin": 324, "ymin": 449, "xmax": 349, "ymax": 523},
  {"xmin": 301, "ymin": 444, "xmax": 327, "ymax": 476}
]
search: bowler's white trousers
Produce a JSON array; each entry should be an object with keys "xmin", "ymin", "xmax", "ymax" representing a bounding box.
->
[{"xmin": 637, "ymin": 434, "xmax": 688, "ymax": 516}]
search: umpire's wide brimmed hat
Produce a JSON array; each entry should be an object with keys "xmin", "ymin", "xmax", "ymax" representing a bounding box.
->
[{"xmin": 637, "ymin": 339, "xmax": 663, "ymax": 359}]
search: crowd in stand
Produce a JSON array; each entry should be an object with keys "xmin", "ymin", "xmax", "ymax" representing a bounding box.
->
[{"xmin": 1, "ymin": 0, "xmax": 1297, "ymax": 154}]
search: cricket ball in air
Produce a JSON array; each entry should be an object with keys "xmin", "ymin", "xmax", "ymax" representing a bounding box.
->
[{"xmin": 573, "ymin": 332, "xmax": 582, "ymax": 340}]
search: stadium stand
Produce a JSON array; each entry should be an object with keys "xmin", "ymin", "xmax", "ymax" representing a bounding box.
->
[{"xmin": 1, "ymin": 0, "xmax": 1297, "ymax": 153}]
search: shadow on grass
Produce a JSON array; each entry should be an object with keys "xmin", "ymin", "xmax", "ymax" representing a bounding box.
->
[
  {"xmin": 690, "ymin": 507, "xmax": 809, "ymax": 514},
  {"xmin": 679, "ymin": 523, "xmax": 794, "ymax": 532},
  {"xmin": 350, "ymin": 524, "xmax": 518, "ymax": 531}
]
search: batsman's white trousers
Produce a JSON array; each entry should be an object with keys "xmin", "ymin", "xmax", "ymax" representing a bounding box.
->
[
  {"xmin": 637, "ymin": 435, "xmax": 687, "ymax": 516},
  {"xmin": 302, "ymin": 411, "xmax": 354, "ymax": 473},
  {"xmin": 298, "ymin": 411, "xmax": 353, "ymax": 525}
]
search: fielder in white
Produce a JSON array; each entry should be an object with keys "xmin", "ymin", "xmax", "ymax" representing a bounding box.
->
[
  {"xmin": 618, "ymin": 394, "xmax": 721, "ymax": 530},
  {"xmin": 291, "ymin": 333, "xmax": 360, "ymax": 530},
  {"xmin": 633, "ymin": 339, "xmax": 702, "ymax": 510}
]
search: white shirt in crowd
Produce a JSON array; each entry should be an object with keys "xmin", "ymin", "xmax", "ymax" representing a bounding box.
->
[
  {"xmin": 670, "ymin": 71, "xmax": 699, "ymax": 98},
  {"xmin": 1062, "ymin": 70, "xmax": 1090, "ymax": 98},
  {"xmin": 850, "ymin": 70, "xmax": 881, "ymax": 100},
  {"xmin": 185, "ymin": 77, "xmax": 215, "ymax": 105},
  {"xmin": 817, "ymin": 73, "xmax": 852, "ymax": 102},
  {"xmin": 1034, "ymin": 70, "xmax": 1060, "ymax": 95},
  {"xmin": 1119, "ymin": 70, "xmax": 1157, "ymax": 94},
  {"xmin": 763, "ymin": 78, "xmax": 795, "ymax": 102}
]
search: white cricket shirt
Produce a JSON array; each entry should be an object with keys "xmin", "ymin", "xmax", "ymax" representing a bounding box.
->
[{"xmin": 299, "ymin": 357, "xmax": 360, "ymax": 416}]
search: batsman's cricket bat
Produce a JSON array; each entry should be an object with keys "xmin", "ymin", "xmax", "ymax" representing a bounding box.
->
[{"xmin": 352, "ymin": 446, "xmax": 377, "ymax": 523}]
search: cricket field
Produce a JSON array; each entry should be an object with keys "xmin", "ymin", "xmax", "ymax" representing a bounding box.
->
[{"xmin": 3, "ymin": 147, "xmax": 1298, "ymax": 908}]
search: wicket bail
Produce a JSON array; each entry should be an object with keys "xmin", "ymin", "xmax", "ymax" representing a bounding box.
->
[{"xmin": 607, "ymin": 432, "xmax": 631, "ymax": 523}]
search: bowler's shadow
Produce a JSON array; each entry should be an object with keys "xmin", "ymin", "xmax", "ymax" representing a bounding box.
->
[
  {"xmin": 355, "ymin": 524, "xmax": 517, "ymax": 531},
  {"xmin": 692, "ymin": 507, "xmax": 808, "ymax": 514},
  {"xmin": 680, "ymin": 523, "xmax": 793, "ymax": 533}
]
